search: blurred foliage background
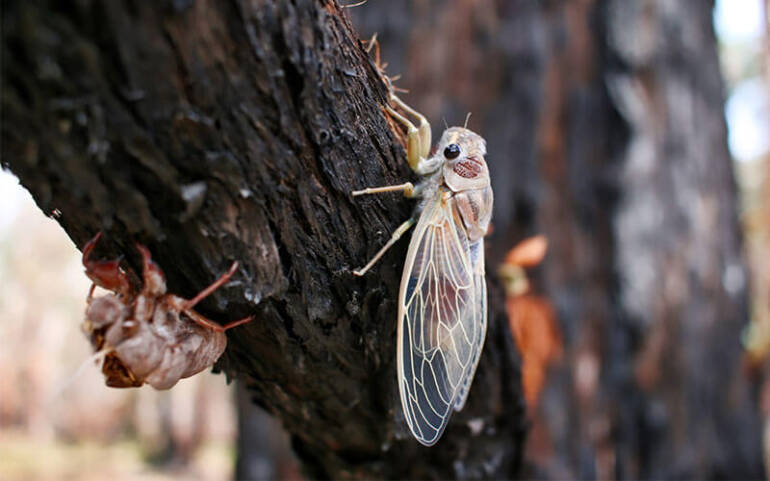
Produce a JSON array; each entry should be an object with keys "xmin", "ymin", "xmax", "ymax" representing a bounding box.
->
[
  {"xmin": 1, "ymin": 0, "xmax": 768, "ymax": 479},
  {"xmin": 0, "ymin": 180, "xmax": 245, "ymax": 480}
]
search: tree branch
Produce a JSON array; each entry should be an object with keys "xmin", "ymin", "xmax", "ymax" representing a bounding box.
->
[{"xmin": 2, "ymin": 1, "xmax": 525, "ymax": 478}]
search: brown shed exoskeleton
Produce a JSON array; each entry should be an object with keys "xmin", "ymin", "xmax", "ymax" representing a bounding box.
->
[
  {"xmin": 81, "ymin": 232, "xmax": 253, "ymax": 389},
  {"xmin": 352, "ymin": 95, "xmax": 493, "ymax": 446}
]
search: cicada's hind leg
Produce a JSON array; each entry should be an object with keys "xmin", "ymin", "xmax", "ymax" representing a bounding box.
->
[
  {"xmin": 385, "ymin": 94, "xmax": 432, "ymax": 174},
  {"xmin": 350, "ymin": 180, "xmax": 420, "ymax": 276},
  {"xmin": 353, "ymin": 217, "xmax": 416, "ymax": 276}
]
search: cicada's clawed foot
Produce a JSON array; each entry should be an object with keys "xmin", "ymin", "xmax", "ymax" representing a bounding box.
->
[{"xmin": 352, "ymin": 218, "xmax": 416, "ymax": 276}]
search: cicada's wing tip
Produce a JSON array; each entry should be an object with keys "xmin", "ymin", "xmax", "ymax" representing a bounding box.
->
[{"xmin": 414, "ymin": 435, "xmax": 441, "ymax": 447}]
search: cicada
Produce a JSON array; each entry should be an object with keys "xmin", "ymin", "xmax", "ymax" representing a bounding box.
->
[
  {"xmin": 352, "ymin": 95, "xmax": 493, "ymax": 446},
  {"xmin": 80, "ymin": 232, "xmax": 253, "ymax": 389}
]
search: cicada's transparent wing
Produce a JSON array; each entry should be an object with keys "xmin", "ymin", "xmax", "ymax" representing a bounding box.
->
[
  {"xmin": 453, "ymin": 238, "xmax": 487, "ymax": 411},
  {"xmin": 396, "ymin": 194, "xmax": 487, "ymax": 446}
]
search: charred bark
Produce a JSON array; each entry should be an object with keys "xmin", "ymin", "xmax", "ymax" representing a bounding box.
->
[
  {"xmin": 2, "ymin": 0, "xmax": 525, "ymax": 479},
  {"xmin": 352, "ymin": 0, "xmax": 763, "ymax": 478}
]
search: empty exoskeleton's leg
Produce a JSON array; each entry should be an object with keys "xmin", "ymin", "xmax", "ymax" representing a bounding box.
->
[
  {"xmin": 82, "ymin": 232, "xmax": 132, "ymax": 298},
  {"xmin": 353, "ymin": 218, "xmax": 416, "ymax": 276},
  {"xmin": 181, "ymin": 307, "xmax": 254, "ymax": 333},
  {"xmin": 181, "ymin": 262, "xmax": 239, "ymax": 311},
  {"xmin": 177, "ymin": 261, "xmax": 254, "ymax": 332},
  {"xmin": 154, "ymin": 262, "xmax": 254, "ymax": 332}
]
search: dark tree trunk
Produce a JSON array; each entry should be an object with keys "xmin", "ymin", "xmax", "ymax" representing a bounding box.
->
[
  {"xmin": 352, "ymin": 0, "xmax": 764, "ymax": 479},
  {"xmin": 2, "ymin": 1, "xmax": 525, "ymax": 479}
]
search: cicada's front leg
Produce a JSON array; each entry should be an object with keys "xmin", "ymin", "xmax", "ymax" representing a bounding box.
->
[
  {"xmin": 385, "ymin": 95, "xmax": 438, "ymax": 175},
  {"xmin": 352, "ymin": 94, "xmax": 436, "ymax": 198}
]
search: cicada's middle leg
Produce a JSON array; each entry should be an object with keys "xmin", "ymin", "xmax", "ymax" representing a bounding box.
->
[{"xmin": 352, "ymin": 182, "xmax": 415, "ymax": 198}]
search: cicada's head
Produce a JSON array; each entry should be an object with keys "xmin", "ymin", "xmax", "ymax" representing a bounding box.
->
[{"xmin": 433, "ymin": 127, "xmax": 490, "ymax": 192}]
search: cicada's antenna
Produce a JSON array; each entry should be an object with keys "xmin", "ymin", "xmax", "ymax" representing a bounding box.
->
[
  {"xmin": 443, "ymin": 117, "xmax": 449, "ymax": 130},
  {"xmin": 343, "ymin": 0, "xmax": 368, "ymax": 8},
  {"xmin": 464, "ymin": 112, "xmax": 472, "ymax": 129}
]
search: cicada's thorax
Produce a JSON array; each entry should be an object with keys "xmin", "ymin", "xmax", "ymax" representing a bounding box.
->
[{"xmin": 431, "ymin": 127, "xmax": 493, "ymax": 243}]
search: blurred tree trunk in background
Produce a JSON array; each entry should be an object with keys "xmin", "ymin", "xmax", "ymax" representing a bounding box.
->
[
  {"xmin": 235, "ymin": 383, "xmax": 301, "ymax": 480},
  {"xmin": 352, "ymin": 0, "xmax": 764, "ymax": 478},
  {"xmin": 2, "ymin": 0, "xmax": 525, "ymax": 479}
]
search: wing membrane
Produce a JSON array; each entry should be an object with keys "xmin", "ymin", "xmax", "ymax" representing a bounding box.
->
[
  {"xmin": 453, "ymin": 239, "xmax": 487, "ymax": 411},
  {"xmin": 397, "ymin": 192, "xmax": 487, "ymax": 446}
]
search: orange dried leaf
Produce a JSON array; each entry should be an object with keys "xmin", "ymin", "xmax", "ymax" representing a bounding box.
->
[
  {"xmin": 506, "ymin": 295, "xmax": 562, "ymax": 408},
  {"xmin": 504, "ymin": 235, "xmax": 548, "ymax": 268}
]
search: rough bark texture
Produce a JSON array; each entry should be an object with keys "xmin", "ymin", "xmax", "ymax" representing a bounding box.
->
[
  {"xmin": 2, "ymin": 1, "xmax": 525, "ymax": 479},
  {"xmin": 352, "ymin": 0, "xmax": 763, "ymax": 479}
]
